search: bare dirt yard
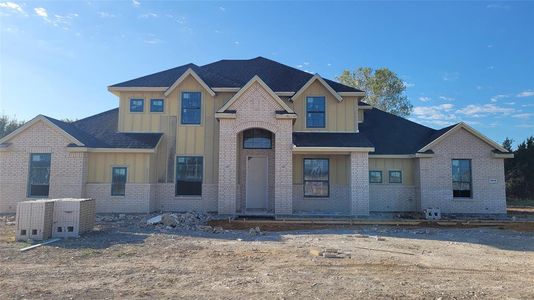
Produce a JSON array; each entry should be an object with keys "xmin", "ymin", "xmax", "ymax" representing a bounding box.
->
[{"xmin": 1, "ymin": 214, "xmax": 534, "ymax": 299}]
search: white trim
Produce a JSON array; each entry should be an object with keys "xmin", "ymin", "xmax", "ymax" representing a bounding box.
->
[
  {"xmin": 275, "ymin": 92, "xmax": 295, "ymax": 97},
  {"xmin": 0, "ymin": 116, "xmax": 85, "ymax": 146},
  {"xmin": 293, "ymin": 146, "xmax": 375, "ymax": 153},
  {"xmin": 275, "ymin": 114, "xmax": 298, "ymax": 119},
  {"xmin": 164, "ymin": 68, "xmax": 215, "ymax": 97},
  {"xmin": 369, "ymin": 154, "xmax": 414, "ymax": 159},
  {"xmin": 418, "ymin": 122, "xmax": 508, "ymax": 153},
  {"xmin": 108, "ymin": 86, "xmax": 167, "ymax": 92},
  {"xmin": 339, "ymin": 92, "xmax": 366, "ymax": 97},
  {"xmin": 358, "ymin": 104, "xmax": 373, "ymax": 110},
  {"xmin": 290, "ymin": 74, "xmax": 343, "ymax": 102},
  {"xmin": 211, "ymin": 87, "xmax": 240, "ymax": 92},
  {"xmin": 67, "ymin": 147, "xmax": 157, "ymax": 153},
  {"xmin": 492, "ymin": 152, "xmax": 514, "ymax": 159},
  {"xmin": 245, "ymin": 155, "xmax": 269, "ymax": 210},
  {"xmin": 214, "ymin": 112, "xmax": 237, "ymax": 119},
  {"xmin": 217, "ymin": 75, "xmax": 295, "ymax": 113}
]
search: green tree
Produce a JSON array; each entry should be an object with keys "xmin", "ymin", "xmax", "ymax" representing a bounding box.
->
[
  {"xmin": 504, "ymin": 136, "xmax": 534, "ymax": 200},
  {"xmin": 337, "ymin": 67, "xmax": 413, "ymax": 117},
  {"xmin": 0, "ymin": 115, "xmax": 24, "ymax": 139}
]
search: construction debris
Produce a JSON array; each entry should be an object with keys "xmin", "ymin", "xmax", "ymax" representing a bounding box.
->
[
  {"xmin": 145, "ymin": 212, "xmax": 213, "ymax": 231},
  {"xmin": 20, "ymin": 238, "xmax": 61, "ymax": 252},
  {"xmin": 309, "ymin": 248, "xmax": 352, "ymax": 259},
  {"xmin": 248, "ymin": 227, "xmax": 263, "ymax": 236}
]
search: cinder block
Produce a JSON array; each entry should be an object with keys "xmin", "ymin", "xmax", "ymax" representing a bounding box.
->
[
  {"xmin": 52, "ymin": 198, "xmax": 95, "ymax": 238},
  {"xmin": 16, "ymin": 200, "xmax": 55, "ymax": 241}
]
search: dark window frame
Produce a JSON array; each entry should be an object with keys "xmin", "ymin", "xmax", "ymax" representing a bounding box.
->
[
  {"xmin": 452, "ymin": 159, "xmax": 472, "ymax": 198},
  {"xmin": 175, "ymin": 156, "xmax": 203, "ymax": 196},
  {"xmin": 243, "ymin": 128, "xmax": 273, "ymax": 149},
  {"xmin": 389, "ymin": 170, "xmax": 402, "ymax": 184},
  {"xmin": 369, "ymin": 170, "xmax": 383, "ymax": 183},
  {"xmin": 303, "ymin": 158, "xmax": 329, "ymax": 198},
  {"xmin": 27, "ymin": 153, "xmax": 51, "ymax": 197},
  {"xmin": 111, "ymin": 167, "xmax": 127, "ymax": 196},
  {"xmin": 306, "ymin": 96, "xmax": 326, "ymax": 128},
  {"xmin": 129, "ymin": 99, "xmax": 144, "ymax": 112},
  {"xmin": 181, "ymin": 92, "xmax": 201, "ymax": 125},
  {"xmin": 150, "ymin": 99, "xmax": 164, "ymax": 112}
]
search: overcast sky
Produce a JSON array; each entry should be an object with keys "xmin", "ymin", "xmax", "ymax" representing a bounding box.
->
[{"xmin": 1, "ymin": 1, "xmax": 533, "ymax": 145}]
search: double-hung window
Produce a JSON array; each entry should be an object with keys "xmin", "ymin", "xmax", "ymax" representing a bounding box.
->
[
  {"xmin": 28, "ymin": 153, "xmax": 51, "ymax": 197},
  {"xmin": 130, "ymin": 99, "xmax": 144, "ymax": 112},
  {"xmin": 150, "ymin": 99, "xmax": 164, "ymax": 112},
  {"xmin": 306, "ymin": 96, "xmax": 325, "ymax": 128},
  {"xmin": 303, "ymin": 159, "xmax": 329, "ymax": 197},
  {"xmin": 389, "ymin": 171, "xmax": 402, "ymax": 183},
  {"xmin": 181, "ymin": 92, "xmax": 201, "ymax": 124},
  {"xmin": 111, "ymin": 167, "xmax": 127, "ymax": 196},
  {"xmin": 176, "ymin": 156, "xmax": 203, "ymax": 196},
  {"xmin": 452, "ymin": 159, "xmax": 472, "ymax": 198}
]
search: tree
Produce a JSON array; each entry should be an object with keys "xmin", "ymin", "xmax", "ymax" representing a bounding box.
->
[
  {"xmin": 0, "ymin": 115, "xmax": 24, "ymax": 139},
  {"xmin": 503, "ymin": 136, "xmax": 534, "ymax": 200},
  {"xmin": 337, "ymin": 67, "xmax": 413, "ymax": 117}
]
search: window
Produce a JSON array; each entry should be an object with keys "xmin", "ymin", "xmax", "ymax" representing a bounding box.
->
[
  {"xmin": 303, "ymin": 159, "xmax": 329, "ymax": 197},
  {"xmin": 389, "ymin": 171, "xmax": 402, "ymax": 183},
  {"xmin": 28, "ymin": 153, "xmax": 51, "ymax": 197},
  {"xmin": 306, "ymin": 96, "xmax": 325, "ymax": 128},
  {"xmin": 111, "ymin": 167, "xmax": 127, "ymax": 196},
  {"xmin": 176, "ymin": 156, "xmax": 203, "ymax": 196},
  {"xmin": 150, "ymin": 99, "xmax": 164, "ymax": 112},
  {"xmin": 452, "ymin": 159, "xmax": 472, "ymax": 198},
  {"xmin": 181, "ymin": 92, "xmax": 201, "ymax": 124},
  {"xmin": 130, "ymin": 99, "xmax": 144, "ymax": 112},
  {"xmin": 369, "ymin": 171, "xmax": 382, "ymax": 183},
  {"xmin": 243, "ymin": 128, "xmax": 272, "ymax": 149}
]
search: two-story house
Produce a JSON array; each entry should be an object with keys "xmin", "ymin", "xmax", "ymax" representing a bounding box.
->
[{"xmin": 0, "ymin": 57, "xmax": 513, "ymax": 216}]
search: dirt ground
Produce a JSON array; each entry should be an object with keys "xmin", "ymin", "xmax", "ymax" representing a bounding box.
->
[{"xmin": 1, "ymin": 215, "xmax": 533, "ymax": 300}]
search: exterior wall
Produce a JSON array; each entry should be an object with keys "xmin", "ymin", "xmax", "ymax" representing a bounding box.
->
[
  {"xmin": 350, "ymin": 152, "xmax": 370, "ymax": 215},
  {"xmin": 87, "ymin": 152, "xmax": 154, "ymax": 183},
  {"xmin": 0, "ymin": 121, "xmax": 87, "ymax": 212},
  {"xmin": 86, "ymin": 183, "xmax": 154, "ymax": 213},
  {"xmin": 417, "ymin": 128, "xmax": 507, "ymax": 214},
  {"xmin": 293, "ymin": 185, "xmax": 350, "ymax": 214},
  {"xmin": 218, "ymin": 81, "xmax": 293, "ymax": 215},
  {"xmin": 156, "ymin": 183, "xmax": 218, "ymax": 212},
  {"xmin": 289, "ymin": 80, "xmax": 358, "ymax": 132}
]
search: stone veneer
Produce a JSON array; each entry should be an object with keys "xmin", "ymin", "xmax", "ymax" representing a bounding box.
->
[
  {"xmin": 0, "ymin": 121, "xmax": 87, "ymax": 213},
  {"xmin": 217, "ymin": 81, "xmax": 293, "ymax": 215},
  {"xmin": 416, "ymin": 128, "xmax": 506, "ymax": 214}
]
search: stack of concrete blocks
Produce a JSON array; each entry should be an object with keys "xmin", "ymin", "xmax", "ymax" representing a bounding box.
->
[
  {"xmin": 52, "ymin": 198, "xmax": 96, "ymax": 238},
  {"xmin": 15, "ymin": 200, "xmax": 55, "ymax": 241},
  {"xmin": 424, "ymin": 207, "xmax": 442, "ymax": 220}
]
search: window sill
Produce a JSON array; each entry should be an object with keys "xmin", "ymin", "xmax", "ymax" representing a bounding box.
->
[
  {"xmin": 452, "ymin": 197, "xmax": 478, "ymax": 202},
  {"xmin": 174, "ymin": 195, "xmax": 202, "ymax": 200}
]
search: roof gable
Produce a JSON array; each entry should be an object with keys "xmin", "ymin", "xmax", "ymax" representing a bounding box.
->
[
  {"xmin": 217, "ymin": 75, "xmax": 294, "ymax": 113},
  {"xmin": 291, "ymin": 74, "xmax": 343, "ymax": 102},
  {"xmin": 0, "ymin": 116, "xmax": 84, "ymax": 146},
  {"xmin": 164, "ymin": 68, "xmax": 215, "ymax": 97}
]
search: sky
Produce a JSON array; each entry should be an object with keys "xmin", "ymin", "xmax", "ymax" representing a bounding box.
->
[{"xmin": 0, "ymin": 1, "xmax": 533, "ymax": 146}]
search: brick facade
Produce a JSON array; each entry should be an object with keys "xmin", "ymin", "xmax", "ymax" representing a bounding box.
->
[
  {"xmin": 350, "ymin": 152, "xmax": 370, "ymax": 215},
  {"xmin": 369, "ymin": 185, "xmax": 417, "ymax": 212},
  {"xmin": 416, "ymin": 128, "xmax": 507, "ymax": 214},
  {"xmin": 0, "ymin": 121, "xmax": 87, "ymax": 213}
]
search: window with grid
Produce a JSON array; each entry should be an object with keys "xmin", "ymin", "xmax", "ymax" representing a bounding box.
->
[
  {"xmin": 369, "ymin": 171, "xmax": 382, "ymax": 183},
  {"xmin": 111, "ymin": 167, "xmax": 127, "ymax": 196},
  {"xmin": 150, "ymin": 99, "xmax": 164, "ymax": 112},
  {"xmin": 176, "ymin": 156, "xmax": 203, "ymax": 196},
  {"xmin": 304, "ymin": 159, "xmax": 329, "ymax": 197},
  {"xmin": 181, "ymin": 92, "xmax": 201, "ymax": 124},
  {"xmin": 28, "ymin": 153, "xmax": 51, "ymax": 197},
  {"xmin": 306, "ymin": 96, "xmax": 325, "ymax": 128},
  {"xmin": 452, "ymin": 159, "xmax": 472, "ymax": 198},
  {"xmin": 130, "ymin": 99, "xmax": 144, "ymax": 112}
]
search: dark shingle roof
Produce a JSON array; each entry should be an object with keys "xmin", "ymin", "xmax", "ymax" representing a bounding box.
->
[
  {"xmin": 110, "ymin": 57, "xmax": 363, "ymax": 93},
  {"xmin": 43, "ymin": 109, "xmax": 162, "ymax": 149},
  {"xmin": 293, "ymin": 132, "xmax": 374, "ymax": 148},
  {"xmin": 358, "ymin": 108, "xmax": 458, "ymax": 155}
]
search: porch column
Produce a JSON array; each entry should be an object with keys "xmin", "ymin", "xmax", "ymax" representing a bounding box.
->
[
  {"xmin": 218, "ymin": 119, "xmax": 237, "ymax": 215},
  {"xmin": 274, "ymin": 122, "xmax": 293, "ymax": 215},
  {"xmin": 350, "ymin": 152, "xmax": 370, "ymax": 216}
]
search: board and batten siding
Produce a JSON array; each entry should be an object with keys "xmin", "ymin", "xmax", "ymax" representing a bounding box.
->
[
  {"xmin": 288, "ymin": 80, "xmax": 358, "ymax": 132},
  {"xmin": 292, "ymin": 154, "xmax": 349, "ymax": 185},
  {"xmin": 87, "ymin": 152, "xmax": 155, "ymax": 184},
  {"xmin": 368, "ymin": 158, "xmax": 414, "ymax": 186}
]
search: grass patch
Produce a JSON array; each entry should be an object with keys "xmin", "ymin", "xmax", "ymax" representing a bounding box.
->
[{"xmin": 507, "ymin": 198, "xmax": 534, "ymax": 207}]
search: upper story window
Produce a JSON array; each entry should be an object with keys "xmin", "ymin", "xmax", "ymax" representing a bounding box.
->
[
  {"xmin": 28, "ymin": 153, "xmax": 51, "ymax": 197},
  {"xmin": 243, "ymin": 128, "xmax": 272, "ymax": 149},
  {"xmin": 452, "ymin": 159, "xmax": 472, "ymax": 198},
  {"xmin": 306, "ymin": 96, "xmax": 325, "ymax": 128},
  {"xmin": 130, "ymin": 99, "xmax": 144, "ymax": 112},
  {"xmin": 150, "ymin": 99, "xmax": 164, "ymax": 112},
  {"xmin": 181, "ymin": 92, "xmax": 201, "ymax": 124}
]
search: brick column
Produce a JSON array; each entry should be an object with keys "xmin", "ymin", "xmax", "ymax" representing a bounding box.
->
[
  {"xmin": 350, "ymin": 152, "xmax": 370, "ymax": 216},
  {"xmin": 274, "ymin": 122, "xmax": 293, "ymax": 215},
  {"xmin": 217, "ymin": 120, "xmax": 237, "ymax": 215}
]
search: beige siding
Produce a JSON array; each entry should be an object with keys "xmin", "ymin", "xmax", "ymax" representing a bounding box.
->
[
  {"xmin": 87, "ymin": 153, "xmax": 153, "ymax": 183},
  {"xmin": 293, "ymin": 154, "xmax": 349, "ymax": 185},
  {"xmin": 118, "ymin": 91, "xmax": 168, "ymax": 132},
  {"xmin": 368, "ymin": 158, "xmax": 414, "ymax": 186},
  {"xmin": 289, "ymin": 80, "xmax": 357, "ymax": 132}
]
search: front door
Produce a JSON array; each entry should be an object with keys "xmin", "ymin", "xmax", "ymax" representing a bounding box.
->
[{"xmin": 246, "ymin": 156, "xmax": 268, "ymax": 210}]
